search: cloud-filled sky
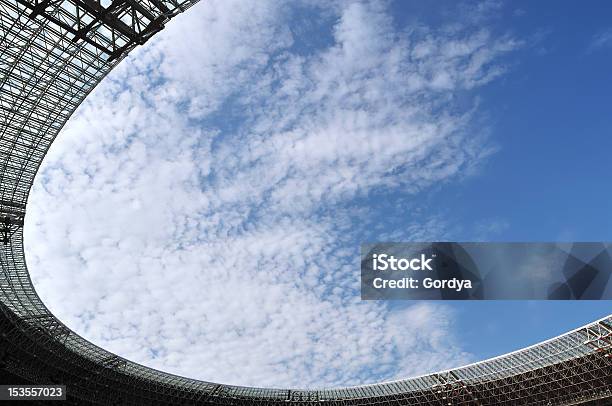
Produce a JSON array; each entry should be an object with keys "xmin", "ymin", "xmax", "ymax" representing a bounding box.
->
[{"xmin": 24, "ymin": 0, "xmax": 612, "ymax": 389}]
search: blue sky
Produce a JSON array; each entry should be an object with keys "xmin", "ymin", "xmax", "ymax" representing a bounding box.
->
[
  {"xmin": 23, "ymin": 0, "xmax": 611, "ymax": 389},
  {"xmin": 386, "ymin": 0, "xmax": 612, "ymax": 360},
  {"xmin": 425, "ymin": 0, "xmax": 612, "ymax": 242}
]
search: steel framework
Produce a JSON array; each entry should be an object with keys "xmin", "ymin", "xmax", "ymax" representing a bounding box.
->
[{"xmin": 0, "ymin": 0, "xmax": 611, "ymax": 404}]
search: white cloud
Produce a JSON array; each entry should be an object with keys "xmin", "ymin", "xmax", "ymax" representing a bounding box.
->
[
  {"xmin": 589, "ymin": 29, "xmax": 612, "ymax": 52},
  {"xmin": 25, "ymin": 0, "xmax": 515, "ymax": 389}
]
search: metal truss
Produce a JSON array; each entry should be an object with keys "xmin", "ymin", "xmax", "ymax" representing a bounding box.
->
[{"xmin": 0, "ymin": 0, "xmax": 611, "ymax": 404}]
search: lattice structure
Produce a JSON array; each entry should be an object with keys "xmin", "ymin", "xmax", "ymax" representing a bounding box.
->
[{"xmin": 0, "ymin": 0, "xmax": 611, "ymax": 404}]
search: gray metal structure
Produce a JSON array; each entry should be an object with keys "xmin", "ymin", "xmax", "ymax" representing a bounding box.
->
[{"xmin": 0, "ymin": 0, "xmax": 611, "ymax": 404}]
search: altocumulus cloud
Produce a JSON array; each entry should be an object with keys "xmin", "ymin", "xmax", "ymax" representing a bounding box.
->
[{"xmin": 25, "ymin": 0, "xmax": 518, "ymax": 388}]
